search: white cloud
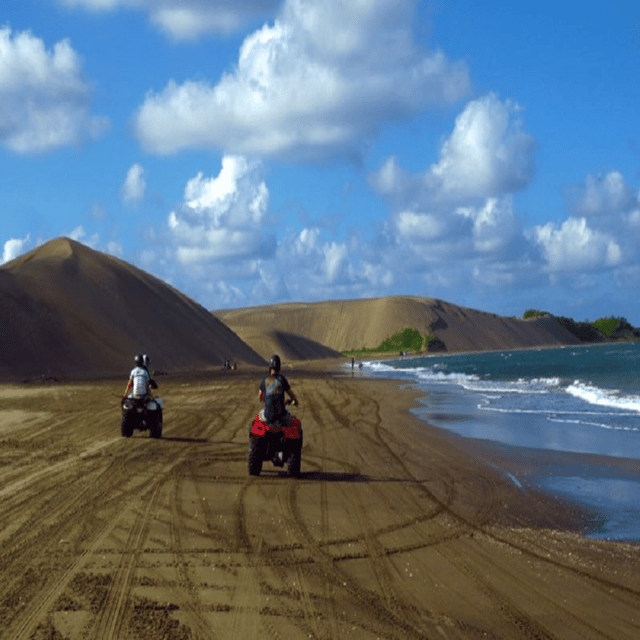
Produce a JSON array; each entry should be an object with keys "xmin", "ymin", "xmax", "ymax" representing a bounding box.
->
[
  {"xmin": 456, "ymin": 196, "xmax": 519, "ymax": 254},
  {"xmin": 106, "ymin": 240, "xmax": 124, "ymax": 256},
  {"xmin": 396, "ymin": 210, "xmax": 448, "ymax": 241},
  {"xmin": 134, "ymin": 0, "xmax": 470, "ymax": 159},
  {"xmin": 121, "ymin": 163, "xmax": 146, "ymax": 205},
  {"xmin": 430, "ymin": 93, "xmax": 536, "ymax": 200},
  {"xmin": 531, "ymin": 217, "xmax": 622, "ymax": 272},
  {"xmin": 323, "ymin": 241, "xmax": 348, "ymax": 281},
  {"xmin": 58, "ymin": 0, "xmax": 277, "ymax": 39},
  {"xmin": 67, "ymin": 225, "xmax": 100, "ymax": 247},
  {"xmin": 167, "ymin": 155, "xmax": 269, "ymax": 265},
  {"xmin": 2, "ymin": 235, "xmax": 30, "ymax": 264},
  {"xmin": 0, "ymin": 27, "xmax": 108, "ymax": 153},
  {"xmin": 566, "ymin": 171, "xmax": 638, "ymax": 217},
  {"xmin": 292, "ymin": 227, "xmax": 319, "ymax": 256},
  {"xmin": 371, "ymin": 93, "xmax": 536, "ymax": 209},
  {"xmin": 369, "ymin": 94, "xmax": 530, "ymax": 279}
]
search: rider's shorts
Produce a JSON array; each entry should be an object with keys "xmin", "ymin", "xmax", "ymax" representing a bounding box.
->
[{"xmin": 259, "ymin": 409, "xmax": 292, "ymax": 426}]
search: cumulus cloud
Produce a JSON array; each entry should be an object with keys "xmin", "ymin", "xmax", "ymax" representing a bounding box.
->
[
  {"xmin": 456, "ymin": 196, "xmax": 520, "ymax": 254},
  {"xmin": 531, "ymin": 217, "xmax": 622, "ymax": 273},
  {"xmin": 2, "ymin": 235, "xmax": 30, "ymax": 264},
  {"xmin": 372, "ymin": 93, "xmax": 536, "ymax": 208},
  {"xmin": 121, "ymin": 163, "xmax": 146, "ymax": 205},
  {"xmin": 368, "ymin": 93, "xmax": 532, "ymax": 282},
  {"xmin": 565, "ymin": 170, "xmax": 638, "ymax": 217},
  {"xmin": 0, "ymin": 27, "xmax": 108, "ymax": 153},
  {"xmin": 260, "ymin": 226, "xmax": 366, "ymax": 301},
  {"xmin": 431, "ymin": 94, "xmax": 536, "ymax": 199},
  {"xmin": 134, "ymin": 0, "xmax": 470, "ymax": 159},
  {"xmin": 58, "ymin": 0, "xmax": 277, "ymax": 39},
  {"xmin": 166, "ymin": 155, "xmax": 269, "ymax": 266}
]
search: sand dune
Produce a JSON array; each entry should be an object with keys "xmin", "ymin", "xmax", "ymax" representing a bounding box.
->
[
  {"xmin": 1, "ymin": 237, "xmax": 583, "ymax": 381},
  {"xmin": 0, "ymin": 237, "xmax": 266, "ymax": 381},
  {"xmin": 216, "ymin": 296, "xmax": 582, "ymax": 358}
]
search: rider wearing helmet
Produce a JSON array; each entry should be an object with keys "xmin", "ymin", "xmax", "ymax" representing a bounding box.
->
[
  {"xmin": 125, "ymin": 353, "xmax": 158, "ymax": 398},
  {"xmin": 259, "ymin": 354, "xmax": 298, "ymax": 425}
]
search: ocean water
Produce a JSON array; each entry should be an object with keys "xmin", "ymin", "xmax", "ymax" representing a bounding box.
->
[{"xmin": 359, "ymin": 342, "xmax": 640, "ymax": 541}]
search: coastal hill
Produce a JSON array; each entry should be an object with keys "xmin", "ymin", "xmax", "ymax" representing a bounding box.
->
[
  {"xmin": 215, "ymin": 297, "xmax": 583, "ymax": 360},
  {"xmin": 0, "ymin": 237, "xmax": 266, "ymax": 381}
]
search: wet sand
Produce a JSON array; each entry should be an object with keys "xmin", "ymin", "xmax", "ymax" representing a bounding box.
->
[{"xmin": 0, "ymin": 369, "xmax": 638, "ymax": 639}]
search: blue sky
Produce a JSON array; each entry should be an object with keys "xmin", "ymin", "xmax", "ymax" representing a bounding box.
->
[{"xmin": 1, "ymin": 0, "xmax": 639, "ymax": 323}]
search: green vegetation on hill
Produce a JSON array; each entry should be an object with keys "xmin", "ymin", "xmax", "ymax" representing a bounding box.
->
[
  {"xmin": 341, "ymin": 312, "xmax": 638, "ymax": 361},
  {"xmin": 592, "ymin": 316, "xmax": 623, "ymax": 336},
  {"xmin": 591, "ymin": 316, "xmax": 640, "ymax": 339},
  {"xmin": 344, "ymin": 328, "xmax": 445, "ymax": 356},
  {"xmin": 523, "ymin": 309, "xmax": 549, "ymax": 319},
  {"xmin": 524, "ymin": 311, "xmax": 640, "ymax": 342}
]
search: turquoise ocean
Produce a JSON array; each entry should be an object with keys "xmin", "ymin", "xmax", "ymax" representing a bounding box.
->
[{"xmin": 360, "ymin": 342, "xmax": 640, "ymax": 541}]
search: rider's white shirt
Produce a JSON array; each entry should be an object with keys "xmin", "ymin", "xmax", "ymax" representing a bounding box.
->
[{"xmin": 130, "ymin": 366, "xmax": 150, "ymax": 397}]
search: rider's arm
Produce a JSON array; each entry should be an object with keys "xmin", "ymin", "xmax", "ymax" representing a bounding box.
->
[{"xmin": 287, "ymin": 388, "xmax": 299, "ymax": 406}]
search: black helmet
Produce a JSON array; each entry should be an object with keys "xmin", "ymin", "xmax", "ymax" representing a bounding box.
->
[
  {"xmin": 269, "ymin": 354, "xmax": 281, "ymax": 372},
  {"xmin": 134, "ymin": 354, "xmax": 144, "ymax": 367},
  {"xmin": 143, "ymin": 354, "xmax": 150, "ymax": 369}
]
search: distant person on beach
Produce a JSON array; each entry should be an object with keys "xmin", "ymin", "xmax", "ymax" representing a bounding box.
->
[{"xmin": 258, "ymin": 354, "xmax": 298, "ymax": 425}]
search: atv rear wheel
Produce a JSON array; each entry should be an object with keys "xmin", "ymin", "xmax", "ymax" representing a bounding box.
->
[
  {"xmin": 149, "ymin": 412, "xmax": 162, "ymax": 439},
  {"xmin": 287, "ymin": 432, "xmax": 303, "ymax": 478},
  {"xmin": 121, "ymin": 411, "xmax": 134, "ymax": 438},
  {"xmin": 248, "ymin": 437, "xmax": 265, "ymax": 476}
]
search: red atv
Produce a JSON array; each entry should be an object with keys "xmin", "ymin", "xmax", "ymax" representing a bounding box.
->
[{"xmin": 248, "ymin": 401, "xmax": 303, "ymax": 477}]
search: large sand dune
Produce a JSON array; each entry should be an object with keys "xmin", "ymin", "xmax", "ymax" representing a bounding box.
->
[
  {"xmin": 1, "ymin": 237, "xmax": 583, "ymax": 381},
  {"xmin": 0, "ymin": 237, "xmax": 266, "ymax": 381},
  {"xmin": 216, "ymin": 296, "xmax": 582, "ymax": 359}
]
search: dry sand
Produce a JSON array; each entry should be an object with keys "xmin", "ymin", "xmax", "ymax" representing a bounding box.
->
[{"xmin": 0, "ymin": 368, "xmax": 638, "ymax": 640}]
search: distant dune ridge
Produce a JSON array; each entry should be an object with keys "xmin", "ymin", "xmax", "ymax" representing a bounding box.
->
[
  {"xmin": 0, "ymin": 237, "xmax": 266, "ymax": 381},
  {"xmin": 1, "ymin": 237, "xmax": 583, "ymax": 381},
  {"xmin": 216, "ymin": 296, "xmax": 582, "ymax": 359}
]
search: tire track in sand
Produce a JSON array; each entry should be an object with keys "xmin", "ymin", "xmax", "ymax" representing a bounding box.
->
[{"xmin": 89, "ymin": 481, "xmax": 164, "ymax": 640}]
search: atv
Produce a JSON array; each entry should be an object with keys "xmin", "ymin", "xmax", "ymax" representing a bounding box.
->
[
  {"xmin": 121, "ymin": 395, "xmax": 163, "ymax": 438},
  {"xmin": 248, "ymin": 401, "xmax": 302, "ymax": 477}
]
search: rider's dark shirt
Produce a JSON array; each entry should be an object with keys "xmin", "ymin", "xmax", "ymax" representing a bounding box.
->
[{"xmin": 260, "ymin": 372, "xmax": 290, "ymax": 423}]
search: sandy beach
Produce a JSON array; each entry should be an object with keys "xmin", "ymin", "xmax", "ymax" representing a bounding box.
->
[{"xmin": 0, "ymin": 367, "xmax": 638, "ymax": 639}]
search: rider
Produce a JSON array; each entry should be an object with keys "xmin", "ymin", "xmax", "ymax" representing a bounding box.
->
[
  {"xmin": 142, "ymin": 354, "xmax": 159, "ymax": 387},
  {"xmin": 259, "ymin": 354, "xmax": 298, "ymax": 425},
  {"xmin": 124, "ymin": 354, "xmax": 158, "ymax": 398}
]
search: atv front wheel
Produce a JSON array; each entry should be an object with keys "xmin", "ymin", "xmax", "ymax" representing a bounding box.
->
[{"xmin": 248, "ymin": 437, "xmax": 265, "ymax": 476}]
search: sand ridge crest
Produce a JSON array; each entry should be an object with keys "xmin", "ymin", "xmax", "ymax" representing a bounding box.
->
[{"xmin": 216, "ymin": 295, "xmax": 582, "ymax": 357}]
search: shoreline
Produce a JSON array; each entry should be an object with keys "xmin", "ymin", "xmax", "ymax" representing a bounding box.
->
[
  {"xmin": 334, "ymin": 372, "xmax": 603, "ymax": 536},
  {"xmin": 344, "ymin": 348, "xmax": 640, "ymax": 542}
]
